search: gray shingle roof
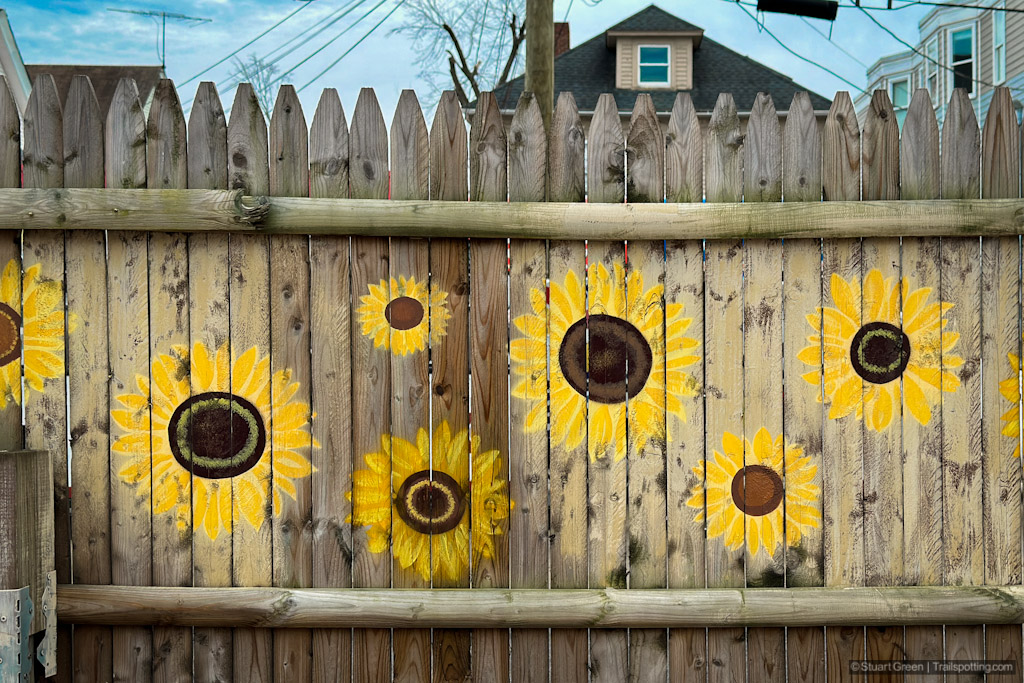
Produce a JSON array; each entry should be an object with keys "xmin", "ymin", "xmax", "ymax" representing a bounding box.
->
[{"xmin": 490, "ymin": 4, "xmax": 831, "ymax": 113}]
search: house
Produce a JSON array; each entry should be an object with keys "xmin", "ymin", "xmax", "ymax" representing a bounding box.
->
[
  {"xmin": 0, "ymin": 9, "xmax": 164, "ymax": 117},
  {"xmin": 856, "ymin": 0, "xmax": 1023, "ymax": 128},
  {"xmin": 486, "ymin": 4, "xmax": 832, "ymax": 131}
]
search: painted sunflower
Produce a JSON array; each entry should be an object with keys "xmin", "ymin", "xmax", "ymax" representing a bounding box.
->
[
  {"xmin": 113, "ymin": 342, "xmax": 317, "ymax": 540},
  {"xmin": 357, "ymin": 276, "xmax": 449, "ymax": 355},
  {"xmin": 348, "ymin": 420, "xmax": 511, "ymax": 583},
  {"xmin": 799, "ymin": 269, "xmax": 962, "ymax": 432},
  {"xmin": 0, "ymin": 259, "xmax": 75, "ymax": 408},
  {"xmin": 511, "ymin": 262, "xmax": 700, "ymax": 462},
  {"xmin": 686, "ymin": 428, "xmax": 821, "ymax": 557},
  {"xmin": 1001, "ymin": 352, "xmax": 1022, "ymax": 458}
]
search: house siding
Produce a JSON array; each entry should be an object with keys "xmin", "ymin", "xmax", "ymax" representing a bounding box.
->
[
  {"xmin": 616, "ymin": 37, "xmax": 634, "ymax": 89},
  {"xmin": 1007, "ymin": 3, "xmax": 1024, "ymax": 77}
]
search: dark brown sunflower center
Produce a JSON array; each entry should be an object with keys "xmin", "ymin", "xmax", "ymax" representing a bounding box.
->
[
  {"xmin": 850, "ymin": 321, "xmax": 910, "ymax": 384},
  {"xmin": 395, "ymin": 469, "xmax": 466, "ymax": 534},
  {"xmin": 0, "ymin": 302, "xmax": 20, "ymax": 367},
  {"xmin": 559, "ymin": 314, "xmax": 653, "ymax": 404},
  {"xmin": 384, "ymin": 296, "xmax": 424, "ymax": 331},
  {"xmin": 731, "ymin": 464, "xmax": 784, "ymax": 516},
  {"xmin": 167, "ymin": 391, "xmax": 267, "ymax": 479}
]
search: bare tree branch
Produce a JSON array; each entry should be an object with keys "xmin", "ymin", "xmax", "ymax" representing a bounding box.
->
[
  {"xmin": 497, "ymin": 14, "xmax": 526, "ymax": 86},
  {"xmin": 442, "ymin": 23, "xmax": 482, "ymax": 101},
  {"xmin": 448, "ymin": 54, "xmax": 471, "ymax": 106}
]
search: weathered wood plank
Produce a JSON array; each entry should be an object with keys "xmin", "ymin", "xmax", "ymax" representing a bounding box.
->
[
  {"xmin": 350, "ymin": 88, "xmax": 388, "ymax": 200},
  {"xmin": 626, "ymin": 93, "xmax": 664, "ymax": 203},
  {"xmin": 586, "ymin": 93, "xmax": 623, "ymax": 204},
  {"xmin": 861, "ymin": 90, "xmax": 900, "ymax": 201},
  {"xmin": 349, "ymin": 235, "xmax": 392, "ymax": 683},
  {"xmin": 64, "ymin": 75, "xmax": 104, "ymax": 189},
  {"xmin": 187, "ymin": 82, "xmax": 227, "ymax": 190},
  {"xmin": 390, "ymin": 235, "xmax": 432, "ymax": 683},
  {"xmin": 547, "ymin": 239, "xmax": 588, "ymax": 683},
  {"xmin": 0, "ymin": 77, "xmax": 20, "ymax": 188},
  {"xmin": 308, "ymin": 86, "xmax": 352, "ymax": 683},
  {"xmin": 269, "ymin": 85, "xmax": 313, "ymax": 682},
  {"xmin": 940, "ymin": 89, "xmax": 980, "ymax": 201},
  {"xmin": 146, "ymin": 79, "xmax": 187, "ymax": 189},
  {"xmin": 508, "ymin": 238, "xmax": 549, "ymax": 682},
  {"xmin": 106, "ymin": 79, "xmax": 146, "ymax": 190},
  {"xmin": 67, "ymin": 229, "xmax": 111, "ymax": 683},
  {"xmin": 625, "ymin": 240, "xmax": 667, "ymax": 683},
  {"xmin": 469, "ymin": 237, "xmax": 511, "ymax": 682},
  {"xmin": 309, "ymin": 232, "xmax": 353, "ymax": 683},
  {"xmin": 548, "ymin": 92, "xmax": 585, "ymax": 202},
  {"xmin": 783, "ymin": 92, "xmax": 821, "ymax": 202},
  {"xmin": 390, "ymin": 90, "xmax": 428, "ymax": 202},
  {"xmin": 227, "ymin": 83, "xmax": 270, "ymax": 195},
  {"xmin": 744, "ymin": 93, "xmax": 782, "ymax": 202},
  {"xmin": 822, "ymin": 92, "xmax": 860, "ymax": 201},
  {"xmin": 900, "ymin": 89, "xmax": 939, "ymax": 200},
  {"xmin": 508, "ymin": 92, "xmax": 547, "ymax": 203},
  {"xmin": 430, "ymin": 90, "xmax": 468, "ymax": 201},
  {"xmin": 106, "ymin": 231, "xmax": 153, "ymax": 683},
  {"xmin": 587, "ymin": 239, "xmax": 628, "ymax": 683},
  {"xmin": 706, "ymin": 93, "xmax": 742, "ymax": 202},
  {"xmin": 469, "ymin": 91, "xmax": 507, "ymax": 202},
  {"xmin": 309, "ymin": 88, "xmax": 349, "ymax": 199},
  {"xmin": 982, "ymin": 87, "xmax": 1020, "ymax": 200},
  {"xmin": 665, "ymin": 92, "xmax": 702, "ymax": 203},
  {"xmin": 666, "ymin": 238, "xmax": 706, "ymax": 683},
  {"xmin": 24, "ymin": 73, "xmax": 64, "ymax": 188}
]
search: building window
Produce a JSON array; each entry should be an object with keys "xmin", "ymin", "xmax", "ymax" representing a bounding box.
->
[
  {"xmin": 950, "ymin": 26, "xmax": 975, "ymax": 95},
  {"xmin": 925, "ymin": 37, "xmax": 939, "ymax": 104},
  {"xmin": 993, "ymin": 7, "xmax": 1006, "ymax": 84},
  {"xmin": 890, "ymin": 77, "xmax": 910, "ymax": 128},
  {"xmin": 638, "ymin": 45, "xmax": 670, "ymax": 87}
]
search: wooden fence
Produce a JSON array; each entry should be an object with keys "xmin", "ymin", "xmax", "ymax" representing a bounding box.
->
[{"xmin": 1, "ymin": 70, "xmax": 1024, "ymax": 683}]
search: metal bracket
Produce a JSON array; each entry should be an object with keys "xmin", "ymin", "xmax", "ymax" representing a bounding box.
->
[
  {"xmin": 36, "ymin": 571, "xmax": 56, "ymax": 677},
  {"xmin": 0, "ymin": 586, "xmax": 34, "ymax": 682}
]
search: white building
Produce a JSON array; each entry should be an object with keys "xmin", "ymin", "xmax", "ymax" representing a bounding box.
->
[{"xmin": 856, "ymin": 0, "xmax": 1023, "ymax": 128}]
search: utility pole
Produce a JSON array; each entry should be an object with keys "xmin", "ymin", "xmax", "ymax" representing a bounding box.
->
[
  {"xmin": 107, "ymin": 8, "xmax": 212, "ymax": 70},
  {"xmin": 525, "ymin": 0, "xmax": 554, "ymax": 131}
]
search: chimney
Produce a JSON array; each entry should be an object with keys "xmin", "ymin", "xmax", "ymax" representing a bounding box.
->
[{"xmin": 554, "ymin": 22, "xmax": 570, "ymax": 57}]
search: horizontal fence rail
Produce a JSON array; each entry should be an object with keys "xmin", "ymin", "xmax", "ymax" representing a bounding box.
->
[
  {"xmin": 57, "ymin": 586, "xmax": 1024, "ymax": 628},
  {"xmin": 2, "ymin": 69, "xmax": 1024, "ymax": 682},
  {"xmin": 1, "ymin": 188, "xmax": 1023, "ymax": 238}
]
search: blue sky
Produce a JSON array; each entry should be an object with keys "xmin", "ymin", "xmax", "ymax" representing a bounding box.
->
[{"xmin": 5, "ymin": 0, "xmax": 930, "ymax": 119}]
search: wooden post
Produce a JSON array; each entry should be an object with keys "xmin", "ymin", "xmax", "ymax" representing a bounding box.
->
[
  {"xmin": 525, "ymin": 0, "xmax": 554, "ymax": 130},
  {"xmin": 0, "ymin": 450, "xmax": 54, "ymax": 636}
]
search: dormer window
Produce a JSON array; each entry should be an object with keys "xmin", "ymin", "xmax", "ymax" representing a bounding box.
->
[{"xmin": 638, "ymin": 45, "xmax": 671, "ymax": 87}]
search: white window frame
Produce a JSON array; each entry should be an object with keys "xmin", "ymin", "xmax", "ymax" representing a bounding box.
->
[
  {"xmin": 637, "ymin": 44, "xmax": 671, "ymax": 88},
  {"xmin": 889, "ymin": 75, "xmax": 911, "ymax": 127},
  {"xmin": 948, "ymin": 23, "xmax": 977, "ymax": 98},
  {"xmin": 925, "ymin": 36, "xmax": 940, "ymax": 105},
  {"xmin": 993, "ymin": 4, "xmax": 1006, "ymax": 85}
]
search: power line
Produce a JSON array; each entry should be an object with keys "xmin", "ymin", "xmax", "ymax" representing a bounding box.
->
[
  {"xmin": 270, "ymin": 0, "xmax": 390, "ymax": 89},
  {"xmin": 851, "ymin": 1, "xmax": 1024, "ymax": 96},
  {"xmin": 179, "ymin": 1, "xmax": 313, "ymax": 87},
  {"xmin": 734, "ymin": 3, "xmax": 868, "ymax": 93},
  {"xmin": 799, "ymin": 16, "xmax": 868, "ymax": 66},
  {"xmin": 106, "ymin": 8, "xmax": 212, "ymax": 69},
  {"xmin": 298, "ymin": 0, "xmax": 407, "ymax": 92}
]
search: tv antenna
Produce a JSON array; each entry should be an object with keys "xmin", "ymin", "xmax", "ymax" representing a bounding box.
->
[{"xmin": 107, "ymin": 8, "xmax": 213, "ymax": 69}]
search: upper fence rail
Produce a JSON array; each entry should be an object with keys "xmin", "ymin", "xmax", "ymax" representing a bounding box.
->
[{"xmin": 3, "ymin": 74, "xmax": 1022, "ymax": 227}]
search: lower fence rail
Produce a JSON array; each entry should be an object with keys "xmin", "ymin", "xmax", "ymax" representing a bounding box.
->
[{"xmin": 57, "ymin": 585, "xmax": 1024, "ymax": 628}]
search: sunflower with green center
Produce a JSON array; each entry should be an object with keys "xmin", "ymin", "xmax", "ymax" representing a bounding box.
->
[
  {"xmin": 1001, "ymin": 352, "xmax": 1022, "ymax": 458},
  {"xmin": 511, "ymin": 262, "xmax": 700, "ymax": 462},
  {"xmin": 799, "ymin": 269, "xmax": 962, "ymax": 432},
  {"xmin": 113, "ymin": 342, "xmax": 317, "ymax": 540},
  {"xmin": 687, "ymin": 428, "xmax": 821, "ymax": 557},
  {"xmin": 348, "ymin": 420, "xmax": 512, "ymax": 583},
  {"xmin": 0, "ymin": 259, "xmax": 76, "ymax": 408},
  {"xmin": 357, "ymin": 276, "xmax": 450, "ymax": 356}
]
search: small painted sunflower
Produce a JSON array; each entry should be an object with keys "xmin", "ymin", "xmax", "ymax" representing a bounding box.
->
[
  {"xmin": 511, "ymin": 263, "xmax": 700, "ymax": 462},
  {"xmin": 799, "ymin": 269, "xmax": 962, "ymax": 432},
  {"xmin": 1001, "ymin": 352, "xmax": 1022, "ymax": 458},
  {"xmin": 687, "ymin": 428, "xmax": 821, "ymax": 557},
  {"xmin": 357, "ymin": 276, "xmax": 449, "ymax": 355},
  {"xmin": 113, "ymin": 342, "xmax": 316, "ymax": 540},
  {"xmin": 348, "ymin": 420, "xmax": 512, "ymax": 583},
  {"xmin": 0, "ymin": 259, "xmax": 75, "ymax": 408}
]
